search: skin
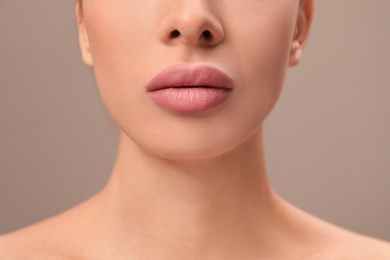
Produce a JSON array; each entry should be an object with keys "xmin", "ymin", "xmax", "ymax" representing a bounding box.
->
[{"xmin": 1, "ymin": 0, "xmax": 390, "ymax": 259}]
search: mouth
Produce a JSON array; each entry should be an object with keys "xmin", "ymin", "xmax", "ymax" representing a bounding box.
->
[
  {"xmin": 170, "ymin": 85, "xmax": 228, "ymax": 89},
  {"xmin": 146, "ymin": 65, "xmax": 234, "ymax": 113}
]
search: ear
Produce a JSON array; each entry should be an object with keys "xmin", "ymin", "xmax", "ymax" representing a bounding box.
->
[
  {"xmin": 76, "ymin": 0, "xmax": 93, "ymax": 66},
  {"xmin": 288, "ymin": 0, "xmax": 314, "ymax": 67}
]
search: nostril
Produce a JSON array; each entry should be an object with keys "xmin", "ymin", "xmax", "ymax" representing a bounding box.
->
[
  {"xmin": 170, "ymin": 30, "xmax": 181, "ymax": 38},
  {"xmin": 202, "ymin": 30, "xmax": 212, "ymax": 40}
]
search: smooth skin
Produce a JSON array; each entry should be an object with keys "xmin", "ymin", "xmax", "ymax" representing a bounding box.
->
[{"xmin": 1, "ymin": 0, "xmax": 390, "ymax": 259}]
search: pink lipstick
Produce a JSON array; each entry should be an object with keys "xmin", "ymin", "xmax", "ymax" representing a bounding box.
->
[{"xmin": 146, "ymin": 65, "xmax": 234, "ymax": 113}]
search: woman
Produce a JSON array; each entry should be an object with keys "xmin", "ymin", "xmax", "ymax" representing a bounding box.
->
[{"xmin": 1, "ymin": 0, "xmax": 390, "ymax": 258}]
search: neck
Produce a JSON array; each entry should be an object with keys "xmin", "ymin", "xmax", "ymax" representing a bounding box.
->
[{"xmin": 99, "ymin": 128, "xmax": 284, "ymax": 259}]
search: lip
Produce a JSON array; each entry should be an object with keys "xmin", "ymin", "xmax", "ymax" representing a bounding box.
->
[{"xmin": 146, "ymin": 65, "xmax": 234, "ymax": 113}]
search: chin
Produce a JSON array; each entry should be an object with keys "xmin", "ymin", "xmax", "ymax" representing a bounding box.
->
[
  {"xmin": 124, "ymin": 123, "xmax": 260, "ymax": 161},
  {"xmin": 145, "ymin": 143, "xmax": 234, "ymax": 161},
  {"xmin": 118, "ymin": 129, "xmax": 235, "ymax": 161}
]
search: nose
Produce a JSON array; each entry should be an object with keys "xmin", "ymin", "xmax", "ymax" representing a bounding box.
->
[{"xmin": 159, "ymin": 0, "xmax": 224, "ymax": 47}]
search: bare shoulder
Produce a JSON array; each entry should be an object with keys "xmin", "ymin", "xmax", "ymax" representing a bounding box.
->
[
  {"xmin": 357, "ymin": 236, "xmax": 390, "ymax": 259},
  {"xmin": 0, "ymin": 223, "xmax": 57, "ymax": 259},
  {"xmin": 304, "ymin": 219, "xmax": 390, "ymax": 260},
  {"xmin": 284, "ymin": 203, "xmax": 390, "ymax": 260},
  {"xmin": 0, "ymin": 197, "xmax": 100, "ymax": 260},
  {"xmin": 311, "ymin": 234, "xmax": 390, "ymax": 260},
  {"xmin": 0, "ymin": 210, "xmax": 87, "ymax": 259}
]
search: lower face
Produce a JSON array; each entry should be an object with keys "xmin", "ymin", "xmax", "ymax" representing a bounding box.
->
[{"xmin": 82, "ymin": 0, "xmax": 300, "ymax": 160}]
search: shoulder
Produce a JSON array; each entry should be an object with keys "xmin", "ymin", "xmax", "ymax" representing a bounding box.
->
[
  {"xmin": 0, "ymin": 227, "xmax": 52, "ymax": 259},
  {"xmin": 286, "ymin": 203, "xmax": 390, "ymax": 259},
  {"xmin": 339, "ymin": 234, "xmax": 390, "ymax": 259},
  {"xmin": 0, "ymin": 217, "xmax": 87, "ymax": 260},
  {"xmin": 307, "ymin": 228, "xmax": 390, "ymax": 259},
  {"xmin": 0, "ymin": 196, "xmax": 103, "ymax": 259},
  {"xmin": 0, "ymin": 207, "xmax": 84, "ymax": 259}
]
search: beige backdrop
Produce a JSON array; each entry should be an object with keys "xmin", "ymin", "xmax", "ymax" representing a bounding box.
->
[{"xmin": 1, "ymin": 1, "xmax": 389, "ymax": 240}]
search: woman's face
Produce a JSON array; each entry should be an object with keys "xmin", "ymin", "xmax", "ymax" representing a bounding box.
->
[{"xmin": 77, "ymin": 0, "xmax": 311, "ymax": 160}]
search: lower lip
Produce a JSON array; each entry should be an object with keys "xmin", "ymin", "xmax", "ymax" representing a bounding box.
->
[{"xmin": 148, "ymin": 87, "xmax": 232, "ymax": 113}]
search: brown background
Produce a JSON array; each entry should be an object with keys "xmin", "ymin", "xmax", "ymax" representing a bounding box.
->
[{"xmin": 1, "ymin": 1, "xmax": 389, "ymax": 240}]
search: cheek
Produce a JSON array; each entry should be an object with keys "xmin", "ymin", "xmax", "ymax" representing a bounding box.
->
[
  {"xmin": 226, "ymin": 3, "xmax": 297, "ymax": 123},
  {"xmin": 85, "ymin": 3, "xmax": 155, "ymax": 74},
  {"xmin": 83, "ymin": 3, "xmax": 157, "ymax": 122}
]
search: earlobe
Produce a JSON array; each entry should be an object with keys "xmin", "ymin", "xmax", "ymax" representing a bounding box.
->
[
  {"xmin": 288, "ymin": 0, "xmax": 314, "ymax": 67},
  {"xmin": 76, "ymin": 0, "xmax": 93, "ymax": 66}
]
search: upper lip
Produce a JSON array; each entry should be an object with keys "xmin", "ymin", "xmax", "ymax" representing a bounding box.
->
[{"xmin": 146, "ymin": 65, "xmax": 234, "ymax": 92}]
